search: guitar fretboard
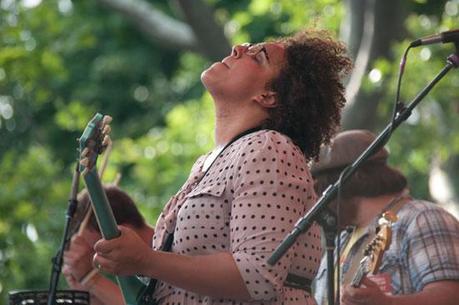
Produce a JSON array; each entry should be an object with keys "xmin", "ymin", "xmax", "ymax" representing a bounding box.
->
[{"xmin": 350, "ymin": 265, "xmax": 366, "ymax": 287}]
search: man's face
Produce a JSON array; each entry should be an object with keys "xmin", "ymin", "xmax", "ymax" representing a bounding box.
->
[
  {"xmin": 201, "ymin": 42, "xmax": 285, "ymax": 102},
  {"xmin": 314, "ymin": 177, "xmax": 358, "ymax": 228},
  {"xmin": 327, "ymin": 198, "xmax": 359, "ymax": 228}
]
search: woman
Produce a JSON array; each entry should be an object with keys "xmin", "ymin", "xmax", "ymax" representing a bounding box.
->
[{"xmin": 93, "ymin": 29, "xmax": 352, "ymax": 305}]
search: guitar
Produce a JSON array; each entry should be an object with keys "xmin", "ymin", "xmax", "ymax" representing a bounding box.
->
[
  {"xmin": 350, "ymin": 211, "xmax": 397, "ymax": 288},
  {"xmin": 78, "ymin": 113, "xmax": 148, "ymax": 305}
]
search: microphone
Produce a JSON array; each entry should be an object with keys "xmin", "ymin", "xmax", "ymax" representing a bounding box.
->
[{"xmin": 410, "ymin": 29, "xmax": 459, "ymax": 47}]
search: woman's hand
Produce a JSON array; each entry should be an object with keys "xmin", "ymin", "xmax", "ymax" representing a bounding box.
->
[{"xmin": 93, "ymin": 225, "xmax": 152, "ymax": 276}]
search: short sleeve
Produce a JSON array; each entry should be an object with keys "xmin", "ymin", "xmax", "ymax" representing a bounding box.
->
[
  {"xmin": 228, "ymin": 131, "xmax": 317, "ymax": 301},
  {"xmin": 403, "ymin": 207, "xmax": 459, "ymax": 290}
]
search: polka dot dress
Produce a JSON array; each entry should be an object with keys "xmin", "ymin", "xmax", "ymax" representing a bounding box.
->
[{"xmin": 152, "ymin": 130, "xmax": 322, "ymax": 305}]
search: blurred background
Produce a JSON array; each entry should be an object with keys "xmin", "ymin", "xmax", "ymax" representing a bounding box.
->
[{"xmin": 0, "ymin": 0, "xmax": 458, "ymax": 303}]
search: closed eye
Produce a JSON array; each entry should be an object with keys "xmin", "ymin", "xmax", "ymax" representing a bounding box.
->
[
  {"xmin": 254, "ymin": 51, "xmax": 266, "ymax": 63},
  {"xmin": 260, "ymin": 46, "xmax": 270, "ymax": 63},
  {"xmin": 249, "ymin": 45, "xmax": 270, "ymax": 64}
]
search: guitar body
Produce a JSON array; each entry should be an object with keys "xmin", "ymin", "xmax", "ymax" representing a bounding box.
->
[{"xmin": 79, "ymin": 113, "xmax": 149, "ymax": 305}]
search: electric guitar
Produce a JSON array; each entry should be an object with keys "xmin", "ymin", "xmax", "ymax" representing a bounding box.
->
[
  {"xmin": 78, "ymin": 113, "xmax": 148, "ymax": 305},
  {"xmin": 350, "ymin": 211, "xmax": 397, "ymax": 287}
]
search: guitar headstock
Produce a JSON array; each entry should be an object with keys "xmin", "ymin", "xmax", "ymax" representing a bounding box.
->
[
  {"xmin": 352, "ymin": 211, "xmax": 398, "ymax": 287},
  {"xmin": 363, "ymin": 211, "xmax": 398, "ymax": 274},
  {"xmin": 364, "ymin": 225, "xmax": 391, "ymax": 274},
  {"xmin": 78, "ymin": 113, "xmax": 112, "ymax": 176}
]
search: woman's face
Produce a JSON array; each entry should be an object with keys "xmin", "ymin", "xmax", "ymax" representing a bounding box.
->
[{"xmin": 201, "ymin": 41, "xmax": 285, "ymax": 103}]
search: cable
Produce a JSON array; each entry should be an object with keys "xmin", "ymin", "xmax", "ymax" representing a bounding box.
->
[{"xmin": 390, "ymin": 45, "xmax": 412, "ymax": 134}]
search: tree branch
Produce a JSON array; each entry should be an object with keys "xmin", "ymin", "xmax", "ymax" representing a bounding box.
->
[
  {"xmin": 343, "ymin": 0, "xmax": 376, "ymax": 124},
  {"xmin": 429, "ymin": 156, "xmax": 459, "ymax": 218},
  {"xmin": 340, "ymin": 0, "xmax": 365, "ymax": 60},
  {"xmin": 341, "ymin": 0, "xmax": 407, "ymax": 130},
  {"xmin": 175, "ymin": 0, "xmax": 231, "ymax": 61},
  {"xmin": 96, "ymin": 0, "xmax": 198, "ymax": 52}
]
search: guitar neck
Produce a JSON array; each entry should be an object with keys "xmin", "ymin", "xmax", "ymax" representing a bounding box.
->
[
  {"xmin": 83, "ymin": 168, "xmax": 120, "ymax": 239},
  {"xmin": 350, "ymin": 265, "xmax": 367, "ymax": 288},
  {"xmin": 349, "ymin": 222, "xmax": 393, "ymax": 289},
  {"xmin": 83, "ymin": 168, "xmax": 147, "ymax": 305}
]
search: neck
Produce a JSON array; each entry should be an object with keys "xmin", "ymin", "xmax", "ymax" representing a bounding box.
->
[
  {"xmin": 213, "ymin": 97, "xmax": 267, "ymax": 146},
  {"xmin": 136, "ymin": 224, "xmax": 155, "ymax": 245}
]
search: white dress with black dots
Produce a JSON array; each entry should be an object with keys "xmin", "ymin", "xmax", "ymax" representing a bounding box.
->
[{"xmin": 151, "ymin": 130, "xmax": 322, "ymax": 305}]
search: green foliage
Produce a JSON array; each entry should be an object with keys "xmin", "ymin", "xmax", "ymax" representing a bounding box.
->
[
  {"xmin": 0, "ymin": 0, "xmax": 457, "ymax": 304},
  {"xmin": 0, "ymin": 146, "xmax": 69, "ymax": 301},
  {"xmin": 365, "ymin": 4, "xmax": 459, "ymax": 199},
  {"xmin": 0, "ymin": 0, "xmax": 191, "ymax": 164},
  {"xmin": 219, "ymin": 0, "xmax": 343, "ymax": 43},
  {"xmin": 104, "ymin": 95, "xmax": 214, "ymax": 223}
]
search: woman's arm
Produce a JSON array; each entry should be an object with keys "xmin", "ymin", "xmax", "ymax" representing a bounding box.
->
[{"xmin": 93, "ymin": 226, "xmax": 251, "ymax": 300}]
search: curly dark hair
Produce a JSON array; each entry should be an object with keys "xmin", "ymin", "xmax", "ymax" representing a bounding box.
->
[{"xmin": 263, "ymin": 29, "xmax": 352, "ymax": 160}]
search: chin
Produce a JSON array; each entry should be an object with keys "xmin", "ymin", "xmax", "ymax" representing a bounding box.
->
[
  {"xmin": 200, "ymin": 72, "xmax": 210, "ymax": 89},
  {"xmin": 201, "ymin": 68, "xmax": 216, "ymax": 90}
]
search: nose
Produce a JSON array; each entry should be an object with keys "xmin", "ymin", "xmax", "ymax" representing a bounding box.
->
[{"xmin": 231, "ymin": 44, "xmax": 249, "ymax": 58}]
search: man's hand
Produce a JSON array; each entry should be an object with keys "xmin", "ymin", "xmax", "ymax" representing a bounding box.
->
[
  {"xmin": 63, "ymin": 232, "xmax": 96, "ymax": 282},
  {"xmin": 341, "ymin": 277, "xmax": 392, "ymax": 305},
  {"xmin": 62, "ymin": 264, "xmax": 86, "ymax": 290}
]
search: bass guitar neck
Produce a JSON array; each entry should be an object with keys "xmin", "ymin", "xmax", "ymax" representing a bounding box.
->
[{"xmin": 78, "ymin": 113, "xmax": 148, "ymax": 305}]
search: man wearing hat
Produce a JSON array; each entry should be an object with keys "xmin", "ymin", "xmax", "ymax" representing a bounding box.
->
[{"xmin": 311, "ymin": 130, "xmax": 459, "ymax": 305}]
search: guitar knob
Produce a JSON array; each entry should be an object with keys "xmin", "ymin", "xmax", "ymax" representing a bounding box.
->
[
  {"xmin": 102, "ymin": 135, "xmax": 111, "ymax": 146},
  {"xmin": 103, "ymin": 125, "xmax": 112, "ymax": 135},
  {"xmin": 81, "ymin": 147, "xmax": 90, "ymax": 157},
  {"xmin": 80, "ymin": 157, "xmax": 90, "ymax": 167},
  {"xmin": 102, "ymin": 115, "xmax": 113, "ymax": 125}
]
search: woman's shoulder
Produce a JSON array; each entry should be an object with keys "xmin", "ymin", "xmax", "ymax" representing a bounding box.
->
[{"xmin": 235, "ymin": 129, "xmax": 303, "ymax": 155}]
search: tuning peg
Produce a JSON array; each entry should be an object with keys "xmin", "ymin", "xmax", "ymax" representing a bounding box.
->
[
  {"xmin": 81, "ymin": 168, "xmax": 89, "ymax": 176},
  {"xmin": 80, "ymin": 157, "xmax": 90, "ymax": 168},
  {"xmin": 102, "ymin": 115, "xmax": 113, "ymax": 125},
  {"xmin": 102, "ymin": 135, "xmax": 111, "ymax": 146},
  {"xmin": 80, "ymin": 147, "xmax": 90, "ymax": 158},
  {"xmin": 381, "ymin": 211, "xmax": 398, "ymax": 223},
  {"xmin": 102, "ymin": 125, "xmax": 111, "ymax": 135}
]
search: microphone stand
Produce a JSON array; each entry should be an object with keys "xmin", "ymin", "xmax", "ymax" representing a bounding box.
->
[
  {"xmin": 318, "ymin": 210, "xmax": 338, "ymax": 305},
  {"xmin": 268, "ymin": 52, "xmax": 459, "ymax": 305},
  {"xmin": 47, "ymin": 161, "xmax": 81, "ymax": 305}
]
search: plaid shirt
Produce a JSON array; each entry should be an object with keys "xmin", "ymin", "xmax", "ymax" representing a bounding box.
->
[{"xmin": 313, "ymin": 199, "xmax": 459, "ymax": 305}]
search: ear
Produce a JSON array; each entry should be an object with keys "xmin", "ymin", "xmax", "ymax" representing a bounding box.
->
[{"xmin": 253, "ymin": 91, "xmax": 278, "ymax": 109}]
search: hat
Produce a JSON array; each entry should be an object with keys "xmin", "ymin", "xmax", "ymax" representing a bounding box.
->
[{"xmin": 310, "ymin": 129, "xmax": 389, "ymax": 175}]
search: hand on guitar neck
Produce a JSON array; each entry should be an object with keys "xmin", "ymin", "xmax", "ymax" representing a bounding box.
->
[
  {"xmin": 350, "ymin": 218, "xmax": 393, "ymax": 288},
  {"xmin": 340, "ymin": 212, "xmax": 396, "ymax": 305},
  {"xmin": 77, "ymin": 113, "xmax": 148, "ymax": 305}
]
